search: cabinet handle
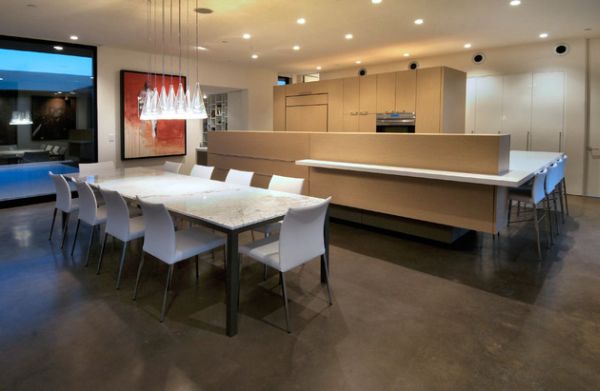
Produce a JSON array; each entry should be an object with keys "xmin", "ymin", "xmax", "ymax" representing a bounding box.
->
[
  {"xmin": 559, "ymin": 131, "xmax": 563, "ymax": 152},
  {"xmin": 526, "ymin": 131, "xmax": 531, "ymax": 150},
  {"xmin": 360, "ymin": 111, "xmax": 368, "ymax": 115}
]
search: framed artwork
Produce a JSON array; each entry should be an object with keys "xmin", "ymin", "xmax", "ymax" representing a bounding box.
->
[
  {"xmin": 31, "ymin": 95, "xmax": 77, "ymax": 141},
  {"xmin": 120, "ymin": 70, "xmax": 186, "ymax": 160}
]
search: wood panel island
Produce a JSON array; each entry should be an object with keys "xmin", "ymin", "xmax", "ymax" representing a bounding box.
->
[{"xmin": 206, "ymin": 131, "xmax": 561, "ymax": 243}]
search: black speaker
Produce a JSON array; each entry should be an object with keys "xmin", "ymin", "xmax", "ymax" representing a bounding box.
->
[
  {"xmin": 409, "ymin": 61, "xmax": 419, "ymax": 70},
  {"xmin": 472, "ymin": 53, "xmax": 486, "ymax": 64},
  {"xmin": 358, "ymin": 68, "xmax": 367, "ymax": 76},
  {"xmin": 554, "ymin": 44, "xmax": 569, "ymax": 56}
]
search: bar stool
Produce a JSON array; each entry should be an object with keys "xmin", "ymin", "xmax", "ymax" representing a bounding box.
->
[
  {"xmin": 545, "ymin": 162, "xmax": 562, "ymax": 238},
  {"xmin": 225, "ymin": 169, "xmax": 254, "ymax": 186},
  {"xmin": 507, "ymin": 170, "xmax": 550, "ymax": 260},
  {"xmin": 71, "ymin": 181, "xmax": 107, "ymax": 265},
  {"xmin": 190, "ymin": 164, "xmax": 215, "ymax": 179},
  {"xmin": 557, "ymin": 155, "xmax": 568, "ymax": 221},
  {"xmin": 48, "ymin": 172, "xmax": 78, "ymax": 249},
  {"xmin": 133, "ymin": 198, "xmax": 226, "ymax": 322},
  {"xmin": 97, "ymin": 188, "xmax": 145, "ymax": 289},
  {"xmin": 239, "ymin": 197, "xmax": 332, "ymax": 333}
]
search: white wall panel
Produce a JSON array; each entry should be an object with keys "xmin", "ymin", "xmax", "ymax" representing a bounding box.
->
[
  {"xmin": 501, "ymin": 73, "xmax": 532, "ymax": 150},
  {"xmin": 531, "ymin": 72, "xmax": 565, "ymax": 152}
]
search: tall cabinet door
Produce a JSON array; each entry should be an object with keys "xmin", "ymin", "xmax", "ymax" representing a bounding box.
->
[
  {"xmin": 502, "ymin": 73, "xmax": 532, "ymax": 150},
  {"xmin": 396, "ymin": 70, "xmax": 417, "ymax": 113},
  {"xmin": 343, "ymin": 77, "xmax": 360, "ymax": 131},
  {"xmin": 465, "ymin": 78, "xmax": 477, "ymax": 133},
  {"xmin": 415, "ymin": 67, "xmax": 442, "ymax": 133},
  {"xmin": 531, "ymin": 72, "xmax": 565, "ymax": 152},
  {"xmin": 474, "ymin": 75, "xmax": 503, "ymax": 134},
  {"xmin": 359, "ymin": 75, "xmax": 377, "ymax": 113},
  {"xmin": 376, "ymin": 72, "xmax": 396, "ymax": 113},
  {"xmin": 273, "ymin": 86, "xmax": 286, "ymax": 131}
]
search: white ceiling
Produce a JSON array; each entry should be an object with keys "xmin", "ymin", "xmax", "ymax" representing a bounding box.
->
[{"xmin": 0, "ymin": 0, "xmax": 599, "ymax": 73}]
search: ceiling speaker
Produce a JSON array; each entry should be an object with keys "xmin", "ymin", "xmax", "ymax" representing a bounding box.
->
[
  {"xmin": 409, "ymin": 61, "xmax": 419, "ymax": 70},
  {"xmin": 472, "ymin": 53, "xmax": 486, "ymax": 64},
  {"xmin": 554, "ymin": 43, "xmax": 569, "ymax": 56}
]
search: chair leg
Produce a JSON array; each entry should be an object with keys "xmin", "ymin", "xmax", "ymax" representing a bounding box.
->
[
  {"xmin": 195, "ymin": 255, "xmax": 199, "ymax": 283},
  {"xmin": 545, "ymin": 198, "xmax": 553, "ymax": 246},
  {"xmin": 115, "ymin": 241, "xmax": 128, "ymax": 289},
  {"xmin": 97, "ymin": 233, "xmax": 108, "ymax": 274},
  {"xmin": 516, "ymin": 201, "xmax": 521, "ymax": 217},
  {"xmin": 322, "ymin": 254, "xmax": 333, "ymax": 305},
  {"xmin": 552, "ymin": 192, "xmax": 560, "ymax": 235},
  {"xmin": 263, "ymin": 264, "xmax": 268, "ymax": 281},
  {"xmin": 48, "ymin": 208, "xmax": 57, "ymax": 240},
  {"xmin": 251, "ymin": 231, "xmax": 255, "ymax": 241},
  {"xmin": 60, "ymin": 212, "xmax": 70, "ymax": 249},
  {"xmin": 280, "ymin": 272, "xmax": 291, "ymax": 334},
  {"xmin": 532, "ymin": 207, "xmax": 543, "ymax": 260},
  {"xmin": 558, "ymin": 186, "xmax": 565, "ymax": 224},
  {"xmin": 85, "ymin": 225, "xmax": 96, "ymax": 267},
  {"xmin": 70, "ymin": 220, "xmax": 81, "ymax": 256},
  {"xmin": 133, "ymin": 252, "xmax": 145, "ymax": 300},
  {"xmin": 160, "ymin": 264, "xmax": 174, "ymax": 322},
  {"xmin": 507, "ymin": 200, "xmax": 513, "ymax": 226},
  {"xmin": 562, "ymin": 180, "xmax": 569, "ymax": 216}
]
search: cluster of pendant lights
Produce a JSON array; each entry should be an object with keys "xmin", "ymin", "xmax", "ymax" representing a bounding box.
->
[{"xmin": 139, "ymin": 0, "xmax": 207, "ymax": 121}]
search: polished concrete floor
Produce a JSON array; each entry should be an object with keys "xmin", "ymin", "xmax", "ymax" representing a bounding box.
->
[{"xmin": 1, "ymin": 197, "xmax": 599, "ymax": 390}]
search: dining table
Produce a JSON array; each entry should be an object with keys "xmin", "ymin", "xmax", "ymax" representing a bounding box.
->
[{"xmin": 67, "ymin": 166, "xmax": 329, "ymax": 336}]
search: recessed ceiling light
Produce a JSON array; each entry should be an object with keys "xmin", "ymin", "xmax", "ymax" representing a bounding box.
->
[
  {"xmin": 293, "ymin": 45, "xmax": 300, "ymax": 51},
  {"xmin": 509, "ymin": 0, "xmax": 521, "ymax": 6},
  {"xmin": 414, "ymin": 18, "xmax": 424, "ymax": 25},
  {"xmin": 464, "ymin": 43, "xmax": 472, "ymax": 48},
  {"xmin": 355, "ymin": 60, "xmax": 362, "ymax": 64},
  {"xmin": 242, "ymin": 33, "xmax": 251, "ymax": 40},
  {"xmin": 316, "ymin": 66, "xmax": 322, "ymax": 70},
  {"xmin": 251, "ymin": 54, "xmax": 258, "ymax": 59},
  {"xmin": 403, "ymin": 53, "xmax": 410, "ymax": 57},
  {"xmin": 196, "ymin": 46, "xmax": 208, "ymax": 51},
  {"xmin": 345, "ymin": 33, "xmax": 354, "ymax": 40},
  {"xmin": 53, "ymin": 46, "xmax": 63, "ymax": 51},
  {"xmin": 372, "ymin": 0, "xmax": 382, "ymax": 4},
  {"xmin": 297, "ymin": 17, "xmax": 306, "ymax": 25},
  {"xmin": 0, "ymin": 77, "xmax": 4, "ymax": 81},
  {"xmin": 69, "ymin": 35, "xmax": 78, "ymax": 40},
  {"xmin": 539, "ymin": 32, "xmax": 549, "ymax": 38}
]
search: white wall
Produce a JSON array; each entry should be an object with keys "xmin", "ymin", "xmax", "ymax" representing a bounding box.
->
[
  {"xmin": 321, "ymin": 39, "xmax": 589, "ymax": 196},
  {"xmin": 97, "ymin": 46, "xmax": 277, "ymax": 174},
  {"xmin": 227, "ymin": 90, "xmax": 248, "ymax": 130}
]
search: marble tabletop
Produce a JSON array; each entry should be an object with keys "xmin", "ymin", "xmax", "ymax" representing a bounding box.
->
[
  {"xmin": 68, "ymin": 167, "xmax": 323, "ymax": 231},
  {"xmin": 296, "ymin": 151, "xmax": 563, "ymax": 188}
]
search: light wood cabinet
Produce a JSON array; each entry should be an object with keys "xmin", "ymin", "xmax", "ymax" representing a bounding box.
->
[
  {"xmin": 359, "ymin": 113, "xmax": 376, "ymax": 132},
  {"xmin": 343, "ymin": 77, "xmax": 360, "ymax": 131},
  {"xmin": 415, "ymin": 66, "xmax": 466, "ymax": 133},
  {"xmin": 286, "ymin": 105, "xmax": 328, "ymax": 132},
  {"xmin": 328, "ymin": 78, "xmax": 344, "ymax": 132},
  {"xmin": 359, "ymin": 75, "xmax": 377, "ymax": 113},
  {"xmin": 395, "ymin": 70, "xmax": 416, "ymax": 113},
  {"xmin": 376, "ymin": 72, "xmax": 396, "ymax": 113},
  {"xmin": 273, "ymin": 85, "xmax": 286, "ymax": 130}
]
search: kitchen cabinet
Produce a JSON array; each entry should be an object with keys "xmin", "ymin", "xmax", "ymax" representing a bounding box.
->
[
  {"xmin": 465, "ymin": 78, "xmax": 477, "ymax": 134},
  {"xmin": 376, "ymin": 72, "xmax": 396, "ymax": 113},
  {"xmin": 531, "ymin": 72, "xmax": 564, "ymax": 152},
  {"xmin": 328, "ymin": 78, "xmax": 344, "ymax": 132},
  {"xmin": 359, "ymin": 113, "xmax": 376, "ymax": 132},
  {"xmin": 359, "ymin": 75, "xmax": 377, "ymax": 114},
  {"xmin": 343, "ymin": 77, "xmax": 360, "ymax": 131},
  {"xmin": 273, "ymin": 85, "xmax": 286, "ymax": 130},
  {"xmin": 415, "ymin": 66, "xmax": 466, "ymax": 133},
  {"xmin": 474, "ymin": 75, "xmax": 503, "ymax": 134},
  {"xmin": 286, "ymin": 105, "xmax": 328, "ymax": 132},
  {"xmin": 501, "ymin": 73, "xmax": 532, "ymax": 150},
  {"xmin": 395, "ymin": 70, "xmax": 416, "ymax": 113}
]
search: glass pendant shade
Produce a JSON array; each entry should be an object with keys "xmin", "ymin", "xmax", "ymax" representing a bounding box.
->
[
  {"xmin": 166, "ymin": 84, "xmax": 176, "ymax": 114},
  {"xmin": 191, "ymin": 82, "xmax": 208, "ymax": 119},
  {"xmin": 9, "ymin": 111, "xmax": 33, "ymax": 125},
  {"xmin": 159, "ymin": 85, "xmax": 168, "ymax": 113},
  {"xmin": 176, "ymin": 82, "xmax": 186, "ymax": 113}
]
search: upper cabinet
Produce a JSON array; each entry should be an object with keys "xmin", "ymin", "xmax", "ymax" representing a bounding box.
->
[{"xmin": 273, "ymin": 66, "xmax": 466, "ymax": 134}]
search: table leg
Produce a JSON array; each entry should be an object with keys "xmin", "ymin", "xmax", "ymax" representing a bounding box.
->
[
  {"xmin": 226, "ymin": 231, "xmax": 239, "ymax": 337},
  {"xmin": 321, "ymin": 211, "xmax": 330, "ymax": 283}
]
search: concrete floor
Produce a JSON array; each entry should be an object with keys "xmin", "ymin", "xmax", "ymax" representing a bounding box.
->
[{"xmin": 1, "ymin": 197, "xmax": 599, "ymax": 390}]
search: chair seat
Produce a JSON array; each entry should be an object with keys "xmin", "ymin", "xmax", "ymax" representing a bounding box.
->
[
  {"xmin": 109, "ymin": 215, "xmax": 145, "ymax": 242},
  {"xmin": 58, "ymin": 200, "xmax": 79, "ymax": 214},
  {"xmin": 239, "ymin": 235, "xmax": 287, "ymax": 271},
  {"xmin": 253, "ymin": 221, "xmax": 282, "ymax": 235},
  {"xmin": 168, "ymin": 227, "xmax": 226, "ymax": 264}
]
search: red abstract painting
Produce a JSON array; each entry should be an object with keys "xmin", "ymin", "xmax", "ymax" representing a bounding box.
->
[{"xmin": 120, "ymin": 70, "xmax": 186, "ymax": 160}]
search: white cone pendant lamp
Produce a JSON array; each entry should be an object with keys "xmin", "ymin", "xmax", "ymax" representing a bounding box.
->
[{"xmin": 139, "ymin": 0, "xmax": 208, "ymax": 121}]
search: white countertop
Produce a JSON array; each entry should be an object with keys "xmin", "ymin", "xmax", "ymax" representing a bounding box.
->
[{"xmin": 296, "ymin": 151, "xmax": 563, "ymax": 188}]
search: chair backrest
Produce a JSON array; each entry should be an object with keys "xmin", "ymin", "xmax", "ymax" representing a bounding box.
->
[
  {"xmin": 532, "ymin": 169, "xmax": 548, "ymax": 204},
  {"xmin": 225, "ymin": 169, "xmax": 254, "ymax": 186},
  {"xmin": 190, "ymin": 164, "xmax": 215, "ymax": 179},
  {"xmin": 162, "ymin": 161, "xmax": 182, "ymax": 173},
  {"xmin": 79, "ymin": 161, "xmax": 116, "ymax": 176},
  {"xmin": 100, "ymin": 188, "xmax": 131, "ymax": 241},
  {"xmin": 138, "ymin": 198, "xmax": 176, "ymax": 262},
  {"xmin": 45, "ymin": 145, "xmax": 54, "ymax": 151},
  {"xmin": 557, "ymin": 155, "xmax": 567, "ymax": 181},
  {"xmin": 268, "ymin": 175, "xmax": 304, "ymax": 194},
  {"xmin": 279, "ymin": 197, "xmax": 331, "ymax": 271},
  {"xmin": 545, "ymin": 162, "xmax": 561, "ymax": 194},
  {"xmin": 51, "ymin": 146, "xmax": 61, "ymax": 154},
  {"xmin": 75, "ymin": 181, "xmax": 100, "ymax": 224},
  {"xmin": 23, "ymin": 151, "xmax": 49, "ymax": 162},
  {"xmin": 49, "ymin": 172, "xmax": 73, "ymax": 212}
]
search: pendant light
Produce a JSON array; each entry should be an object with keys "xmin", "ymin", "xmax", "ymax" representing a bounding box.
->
[{"xmin": 9, "ymin": 111, "xmax": 33, "ymax": 125}]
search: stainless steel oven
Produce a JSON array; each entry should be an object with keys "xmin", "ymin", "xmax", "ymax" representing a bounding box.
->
[{"xmin": 376, "ymin": 112, "xmax": 416, "ymax": 133}]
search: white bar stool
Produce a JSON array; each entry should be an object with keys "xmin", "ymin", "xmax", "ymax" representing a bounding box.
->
[
  {"xmin": 48, "ymin": 172, "xmax": 79, "ymax": 249},
  {"xmin": 71, "ymin": 181, "xmax": 107, "ymax": 265}
]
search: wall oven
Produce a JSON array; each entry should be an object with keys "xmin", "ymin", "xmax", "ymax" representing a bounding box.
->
[{"xmin": 376, "ymin": 112, "xmax": 416, "ymax": 133}]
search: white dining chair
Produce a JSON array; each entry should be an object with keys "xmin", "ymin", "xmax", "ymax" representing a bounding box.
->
[
  {"xmin": 557, "ymin": 156, "xmax": 568, "ymax": 221},
  {"xmin": 507, "ymin": 170, "xmax": 550, "ymax": 259},
  {"xmin": 71, "ymin": 181, "xmax": 107, "ymax": 265},
  {"xmin": 133, "ymin": 198, "xmax": 226, "ymax": 322},
  {"xmin": 253, "ymin": 175, "xmax": 305, "ymax": 278},
  {"xmin": 190, "ymin": 164, "xmax": 215, "ymax": 179},
  {"xmin": 225, "ymin": 169, "xmax": 254, "ymax": 186},
  {"xmin": 48, "ymin": 172, "xmax": 78, "ymax": 249},
  {"xmin": 239, "ymin": 197, "xmax": 332, "ymax": 333},
  {"xmin": 97, "ymin": 188, "xmax": 145, "ymax": 289},
  {"xmin": 79, "ymin": 161, "xmax": 116, "ymax": 176},
  {"xmin": 545, "ymin": 162, "xmax": 563, "ymax": 238},
  {"xmin": 162, "ymin": 161, "xmax": 183, "ymax": 174}
]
